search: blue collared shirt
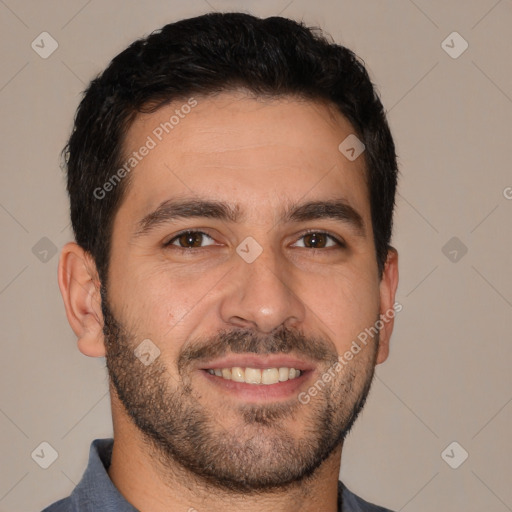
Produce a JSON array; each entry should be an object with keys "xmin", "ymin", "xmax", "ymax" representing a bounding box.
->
[{"xmin": 41, "ymin": 439, "xmax": 394, "ymax": 512}]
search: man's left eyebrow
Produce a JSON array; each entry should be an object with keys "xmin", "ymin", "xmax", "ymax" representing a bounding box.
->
[
  {"xmin": 283, "ymin": 199, "xmax": 366, "ymax": 237},
  {"xmin": 133, "ymin": 197, "xmax": 366, "ymax": 238}
]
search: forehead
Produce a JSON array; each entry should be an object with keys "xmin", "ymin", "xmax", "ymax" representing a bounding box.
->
[{"xmin": 117, "ymin": 91, "xmax": 370, "ymax": 225}]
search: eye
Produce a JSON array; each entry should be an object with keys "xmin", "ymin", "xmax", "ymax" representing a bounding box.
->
[
  {"xmin": 293, "ymin": 231, "xmax": 345, "ymax": 249},
  {"xmin": 164, "ymin": 230, "xmax": 217, "ymax": 249},
  {"xmin": 163, "ymin": 230, "xmax": 345, "ymax": 251}
]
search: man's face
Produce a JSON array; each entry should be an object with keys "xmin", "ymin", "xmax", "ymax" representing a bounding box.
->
[{"xmin": 102, "ymin": 92, "xmax": 394, "ymax": 491}]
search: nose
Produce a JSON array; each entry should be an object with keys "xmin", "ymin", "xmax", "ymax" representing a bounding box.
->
[{"xmin": 218, "ymin": 244, "xmax": 306, "ymax": 334}]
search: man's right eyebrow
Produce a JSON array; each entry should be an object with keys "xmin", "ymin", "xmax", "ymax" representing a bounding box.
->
[{"xmin": 133, "ymin": 199, "xmax": 242, "ymax": 238}]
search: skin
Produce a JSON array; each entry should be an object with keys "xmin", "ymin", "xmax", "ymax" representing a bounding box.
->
[{"xmin": 58, "ymin": 91, "xmax": 399, "ymax": 512}]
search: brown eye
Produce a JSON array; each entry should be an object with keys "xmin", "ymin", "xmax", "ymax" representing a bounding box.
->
[
  {"xmin": 294, "ymin": 232, "xmax": 344, "ymax": 249},
  {"xmin": 303, "ymin": 232, "xmax": 328, "ymax": 248},
  {"xmin": 165, "ymin": 231, "xmax": 215, "ymax": 249}
]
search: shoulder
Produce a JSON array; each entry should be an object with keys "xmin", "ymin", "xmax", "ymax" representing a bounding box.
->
[
  {"xmin": 340, "ymin": 481, "xmax": 395, "ymax": 512},
  {"xmin": 39, "ymin": 438, "xmax": 116, "ymax": 512},
  {"xmin": 40, "ymin": 497, "xmax": 71, "ymax": 512}
]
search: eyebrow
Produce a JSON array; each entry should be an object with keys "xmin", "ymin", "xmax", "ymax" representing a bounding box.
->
[{"xmin": 134, "ymin": 197, "xmax": 366, "ymax": 238}]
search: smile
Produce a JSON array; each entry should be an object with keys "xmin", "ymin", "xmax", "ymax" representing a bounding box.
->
[{"xmin": 206, "ymin": 367, "xmax": 302, "ymax": 385}]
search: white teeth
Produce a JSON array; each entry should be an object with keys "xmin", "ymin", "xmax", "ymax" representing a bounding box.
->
[
  {"xmin": 231, "ymin": 367, "xmax": 245, "ymax": 382},
  {"xmin": 278, "ymin": 367, "xmax": 289, "ymax": 381},
  {"xmin": 207, "ymin": 366, "xmax": 302, "ymax": 384},
  {"xmin": 245, "ymin": 367, "xmax": 262, "ymax": 384},
  {"xmin": 262, "ymin": 368, "xmax": 279, "ymax": 385}
]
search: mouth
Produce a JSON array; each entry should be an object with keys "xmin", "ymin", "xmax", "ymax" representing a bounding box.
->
[
  {"xmin": 206, "ymin": 366, "xmax": 302, "ymax": 385},
  {"xmin": 198, "ymin": 355, "xmax": 315, "ymax": 401}
]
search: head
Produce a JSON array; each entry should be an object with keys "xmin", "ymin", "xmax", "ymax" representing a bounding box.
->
[{"xmin": 58, "ymin": 12, "xmax": 399, "ymax": 493}]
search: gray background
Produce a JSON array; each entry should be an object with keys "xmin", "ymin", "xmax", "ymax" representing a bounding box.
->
[{"xmin": 1, "ymin": 0, "xmax": 511, "ymax": 510}]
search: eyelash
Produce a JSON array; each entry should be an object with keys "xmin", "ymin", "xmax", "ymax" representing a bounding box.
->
[{"xmin": 163, "ymin": 229, "xmax": 346, "ymax": 251}]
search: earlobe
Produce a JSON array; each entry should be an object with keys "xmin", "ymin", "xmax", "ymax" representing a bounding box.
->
[
  {"xmin": 375, "ymin": 247, "xmax": 399, "ymax": 365},
  {"xmin": 58, "ymin": 242, "xmax": 106, "ymax": 357}
]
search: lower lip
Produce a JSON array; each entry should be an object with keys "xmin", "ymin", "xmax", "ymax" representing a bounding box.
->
[{"xmin": 200, "ymin": 370, "xmax": 313, "ymax": 402}]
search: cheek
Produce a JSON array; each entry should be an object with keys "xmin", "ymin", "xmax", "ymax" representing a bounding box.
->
[
  {"xmin": 110, "ymin": 262, "xmax": 221, "ymax": 350},
  {"xmin": 310, "ymin": 267, "xmax": 380, "ymax": 351}
]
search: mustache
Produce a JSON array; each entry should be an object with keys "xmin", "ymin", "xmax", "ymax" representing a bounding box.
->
[
  {"xmin": 178, "ymin": 326, "xmax": 338, "ymax": 369},
  {"xmin": 99, "ymin": 294, "xmax": 339, "ymax": 369}
]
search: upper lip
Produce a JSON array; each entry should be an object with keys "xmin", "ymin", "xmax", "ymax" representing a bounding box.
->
[{"xmin": 197, "ymin": 354, "xmax": 316, "ymax": 372}]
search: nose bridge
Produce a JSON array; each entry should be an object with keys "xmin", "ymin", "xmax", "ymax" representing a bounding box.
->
[{"xmin": 219, "ymin": 239, "xmax": 306, "ymax": 333}]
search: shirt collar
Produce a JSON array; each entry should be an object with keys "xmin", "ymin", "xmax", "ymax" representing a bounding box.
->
[{"xmin": 69, "ymin": 438, "xmax": 138, "ymax": 512}]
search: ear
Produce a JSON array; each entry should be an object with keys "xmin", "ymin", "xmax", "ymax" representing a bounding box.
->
[
  {"xmin": 58, "ymin": 242, "xmax": 105, "ymax": 357},
  {"xmin": 375, "ymin": 247, "xmax": 399, "ymax": 365}
]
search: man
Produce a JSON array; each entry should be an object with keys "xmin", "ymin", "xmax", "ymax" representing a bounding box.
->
[{"xmin": 46, "ymin": 11, "xmax": 399, "ymax": 512}]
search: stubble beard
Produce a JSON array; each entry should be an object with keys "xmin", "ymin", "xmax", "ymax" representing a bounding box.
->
[{"xmin": 101, "ymin": 292, "xmax": 379, "ymax": 493}]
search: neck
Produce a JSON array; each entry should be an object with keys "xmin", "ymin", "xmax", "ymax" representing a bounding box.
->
[{"xmin": 108, "ymin": 397, "xmax": 343, "ymax": 512}]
